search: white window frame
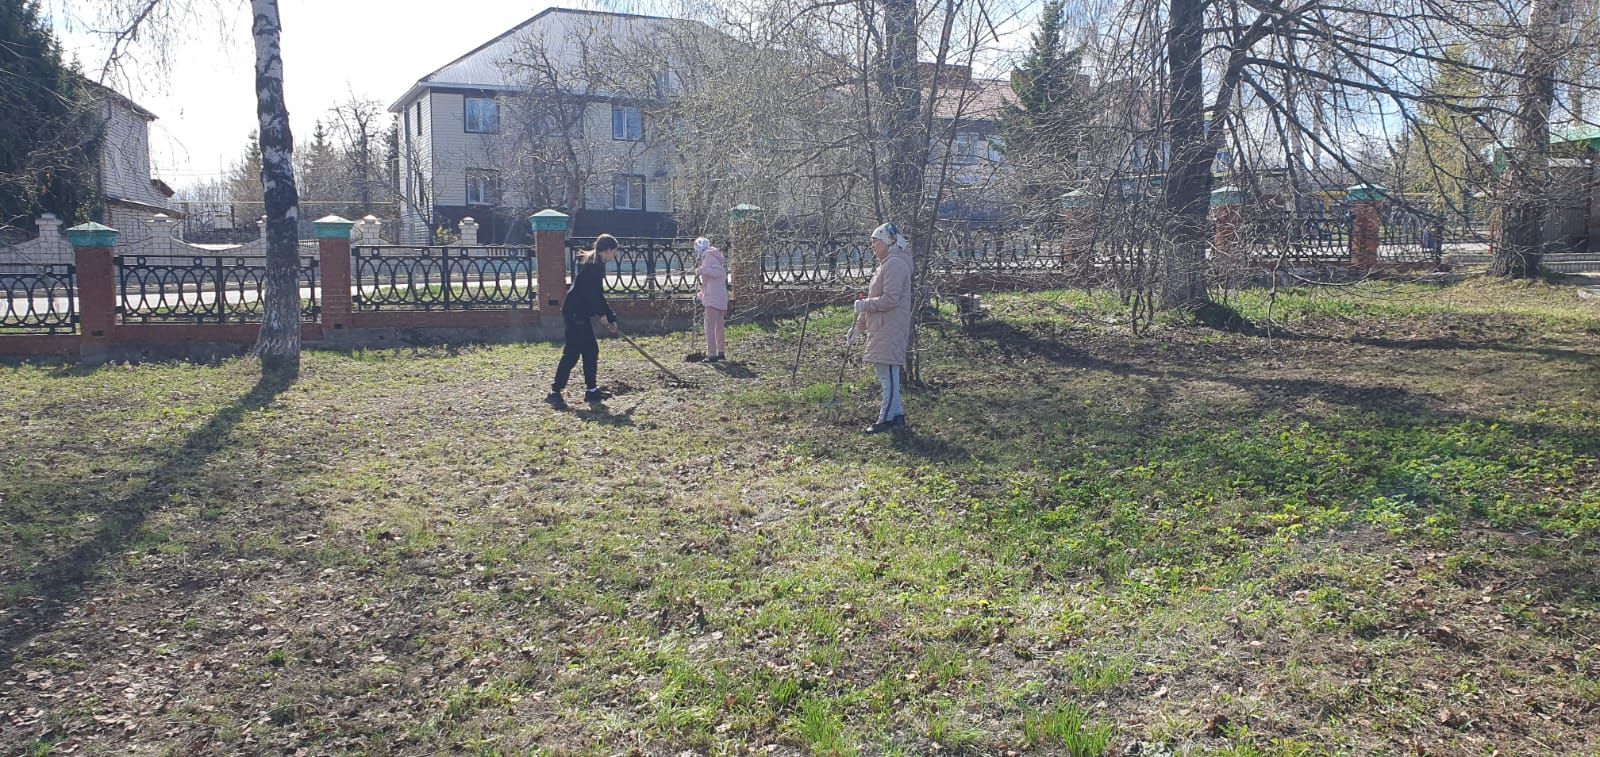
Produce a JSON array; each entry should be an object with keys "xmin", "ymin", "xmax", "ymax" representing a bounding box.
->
[
  {"xmin": 612, "ymin": 105, "xmax": 643, "ymax": 141},
  {"xmin": 465, "ymin": 97, "xmax": 499, "ymax": 134},
  {"xmin": 613, "ymin": 174, "xmax": 645, "ymax": 211},
  {"xmin": 465, "ymin": 169, "xmax": 498, "ymax": 206}
]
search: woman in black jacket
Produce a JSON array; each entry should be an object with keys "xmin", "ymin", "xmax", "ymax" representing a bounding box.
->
[{"xmin": 546, "ymin": 234, "xmax": 620, "ymax": 410}]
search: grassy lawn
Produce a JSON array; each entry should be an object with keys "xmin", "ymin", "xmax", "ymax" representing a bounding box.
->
[{"xmin": 2, "ymin": 277, "xmax": 1597, "ymax": 755}]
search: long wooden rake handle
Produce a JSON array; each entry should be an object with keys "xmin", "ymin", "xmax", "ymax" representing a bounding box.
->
[{"xmin": 615, "ymin": 327, "xmax": 688, "ymax": 384}]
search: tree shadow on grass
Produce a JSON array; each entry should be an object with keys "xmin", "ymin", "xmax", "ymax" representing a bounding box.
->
[
  {"xmin": 1272, "ymin": 329, "xmax": 1600, "ymax": 366},
  {"xmin": 962, "ymin": 317, "xmax": 1600, "ymax": 455},
  {"xmin": 0, "ymin": 368, "xmax": 295, "ymax": 668}
]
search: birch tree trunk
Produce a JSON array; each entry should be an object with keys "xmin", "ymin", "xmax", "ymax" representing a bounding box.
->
[
  {"xmin": 248, "ymin": 0, "xmax": 303, "ymax": 375},
  {"xmin": 1492, "ymin": 0, "xmax": 1568, "ymax": 279}
]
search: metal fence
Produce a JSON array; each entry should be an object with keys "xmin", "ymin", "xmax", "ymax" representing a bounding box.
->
[
  {"xmin": 565, "ymin": 238, "xmax": 697, "ymax": 299},
  {"xmin": 762, "ymin": 236, "xmax": 877, "ymax": 288},
  {"xmin": 0, "ymin": 264, "xmax": 76, "ymax": 333},
  {"xmin": 936, "ymin": 225, "xmax": 1075, "ymax": 274},
  {"xmin": 116, "ymin": 255, "xmax": 320, "ymax": 324},
  {"xmin": 352, "ymin": 246, "xmax": 537, "ymax": 311}
]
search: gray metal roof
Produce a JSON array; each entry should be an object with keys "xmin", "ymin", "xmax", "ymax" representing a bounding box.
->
[{"xmin": 390, "ymin": 8, "xmax": 713, "ymax": 112}]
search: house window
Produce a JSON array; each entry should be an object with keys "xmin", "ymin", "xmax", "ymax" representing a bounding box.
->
[
  {"xmin": 612, "ymin": 105, "xmax": 643, "ymax": 141},
  {"xmin": 465, "ymin": 97, "xmax": 499, "ymax": 134},
  {"xmin": 613, "ymin": 174, "xmax": 645, "ymax": 211},
  {"xmin": 465, "ymin": 169, "xmax": 499, "ymax": 206},
  {"xmin": 415, "ymin": 101, "xmax": 423, "ymax": 136},
  {"xmin": 952, "ymin": 133, "xmax": 981, "ymax": 165}
]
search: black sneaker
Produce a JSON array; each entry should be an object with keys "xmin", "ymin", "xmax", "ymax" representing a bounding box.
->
[
  {"xmin": 544, "ymin": 392, "xmax": 567, "ymax": 411},
  {"xmin": 889, "ymin": 414, "xmax": 907, "ymax": 427},
  {"xmin": 584, "ymin": 387, "xmax": 605, "ymax": 403},
  {"xmin": 865, "ymin": 420, "xmax": 896, "ymax": 434},
  {"xmin": 706, "ymin": 354, "xmax": 724, "ymax": 363}
]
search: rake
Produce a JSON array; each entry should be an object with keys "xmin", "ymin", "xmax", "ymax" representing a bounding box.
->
[
  {"xmin": 827, "ymin": 327, "xmax": 857, "ymax": 407},
  {"xmin": 684, "ymin": 300, "xmax": 707, "ymax": 363},
  {"xmin": 614, "ymin": 325, "xmax": 690, "ymax": 386}
]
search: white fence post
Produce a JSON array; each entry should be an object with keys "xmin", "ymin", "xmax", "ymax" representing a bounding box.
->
[{"xmin": 37, "ymin": 213, "xmax": 68, "ymax": 264}]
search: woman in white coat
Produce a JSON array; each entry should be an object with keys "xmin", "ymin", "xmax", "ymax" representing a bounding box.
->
[
  {"xmin": 694, "ymin": 237, "xmax": 729, "ymax": 362},
  {"xmin": 854, "ymin": 222, "xmax": 914, "ymax": 434}
]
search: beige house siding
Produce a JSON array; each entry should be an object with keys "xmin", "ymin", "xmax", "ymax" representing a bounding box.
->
[
  {"xmin": 422, "ymin": 91, "xmax": 674, "ymax": 215},
  {"xmin": 428, "ymin": 92, "xmax": 477, "ymax": 208},
  {"xmin": 576, "ymin": 102, "xmax": 671, "ymax": 213},
  {"xmin": 95, "ymin": 98, "xmax": 174, "ymax": 220},
  {"xmin": 398, "ymin": 93, "xmax": 437, "ymax": 243}
]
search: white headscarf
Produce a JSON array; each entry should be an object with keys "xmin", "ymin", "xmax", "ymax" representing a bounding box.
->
[
  {"xmin": 871, "ymin": 222, "xmax": 909, "ymax": 252},
  {"xmin": 694, "ymin": 237, "xmax": 713, "ymax": 255}
]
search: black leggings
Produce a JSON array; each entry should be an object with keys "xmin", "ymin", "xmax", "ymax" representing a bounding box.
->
[{"xmin": 552, "ymin": 317, "xmax": 599, "ymax": 392}]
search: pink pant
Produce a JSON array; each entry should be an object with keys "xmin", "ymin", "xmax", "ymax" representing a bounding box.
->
[{"xmin": 704, "ymin": 306, "xmax": 726, "ymax": 355}]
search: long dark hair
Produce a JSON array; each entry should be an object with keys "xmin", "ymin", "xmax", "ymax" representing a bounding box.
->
[{"xmin": 577, "ymin": 233, "xmax": 619, "ymax": 265}]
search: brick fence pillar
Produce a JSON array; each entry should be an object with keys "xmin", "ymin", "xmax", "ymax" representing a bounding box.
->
[
  {"xmin": 66, "ymin": 222, "xmax": 120, "ymax": 359},
  {"xmin": 530, "ymin": 209, "xmax": 571, "ymax": 320},
  {"xmin": 1347, "ymin": 184, "xmax": 1387, "ymax": 268},
  {"xmin": 728, "ymin": 203, "xmax": 764, "ymax": 305},
  {"xmin": 314, "ymin": 215, "xmax": 355, "ymax": 334},
  {"xmin": 1210, "ymin": 185, "xmax": 1246, "ymax": 258}
]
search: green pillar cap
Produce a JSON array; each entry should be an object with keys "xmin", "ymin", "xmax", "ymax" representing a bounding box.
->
[
  {"xmin": 1062, "ymin": 189, "xmax": 1096, "ymax": 209},
  {"xmin": 65, "ymin": 221, "xmax": 119, "ymax": 249},
  {"xmin": 1210, "ymin": 186, "xmax": 1247, "ymax": 206},
  {"xmin": 1346, "ymin": 184, "xmax": 1389, "ymax": 202},
  {"xmin": 529, "ymin": 209, "xmax": 570, "ymax": 233},
  {"xmin": 313, "ymin": 215, "xmax": 355, "ymax": 239},
  {"xmin": 730, "ymin": 203, "xmax": 764, "ymax": 223}
]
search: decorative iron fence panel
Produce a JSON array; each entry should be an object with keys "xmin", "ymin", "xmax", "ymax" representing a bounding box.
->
[
  {"xmin": 352, "ymin": 246, "xmax": 537, "ymax": 311},
  {"xmin": 565, "ymin": 238, "xmax": 696, "ymax": 299},
  {"xmin": 1381, "ymin": 211, "xmax": 1446, "ymax": 264},
  {"xmin": 762, "ymin": 236, "xmax": 876, "ymax": 288},
  {"xmin": 116, "ymin": 255, "xmax": 319, "ymax": 324},
  {"xmin": 1231, "ymin": 212, "xmax": 1352, "ymax": 264},
  {"xmin": 937, "ymin": 225, "xmax": 1071, "ymax": 274},
  {"xmin": 0, "ymin": 264, "xmax": 76, "ymax": 333}
]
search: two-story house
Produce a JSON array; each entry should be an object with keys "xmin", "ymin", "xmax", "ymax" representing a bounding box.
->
[
  {"xmin": 85, "ymin": 81, "xmax": 179, "ymax": 236},
  {"xmin": 922, "ymin": 64, "xmax": 1017, "ymax": 222},
  {"xmin": 390, "ymin": 8, "xmax": 707, "ymax": 244}
]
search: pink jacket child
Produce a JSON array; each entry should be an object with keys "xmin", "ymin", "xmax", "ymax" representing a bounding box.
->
[{"xmin": 695, "ymin": 237, "xmax": 729, "ymax": 361}]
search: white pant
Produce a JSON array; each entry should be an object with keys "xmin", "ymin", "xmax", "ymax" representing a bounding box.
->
[{"xmin": 873, "ymin": 363, "xmax": 904, "ymax": 422}]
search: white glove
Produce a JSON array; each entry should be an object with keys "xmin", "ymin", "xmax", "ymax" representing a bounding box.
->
[
  {"xmin": 853, "ymin": 299, "xmax": 866, "ymax": 315},
  {"xmin": 846, "ymin": 329, "xmax": 862, "ymax": 346}
]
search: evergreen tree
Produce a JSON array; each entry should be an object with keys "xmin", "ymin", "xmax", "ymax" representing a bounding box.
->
[
  {"xmin": 999, "ymin": 0, "xmax": 1083, "ymax": 210},
  {"xmin": 296, "ymin": 119, "xmax": 341, "ymax": 214},
  {"xmin": 225, "ymin": 131, "xmax": 264, "ymax": 205},
  {"xmin": 0, "ymin": 0, "xmax": 101, "ymax": 230}
]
